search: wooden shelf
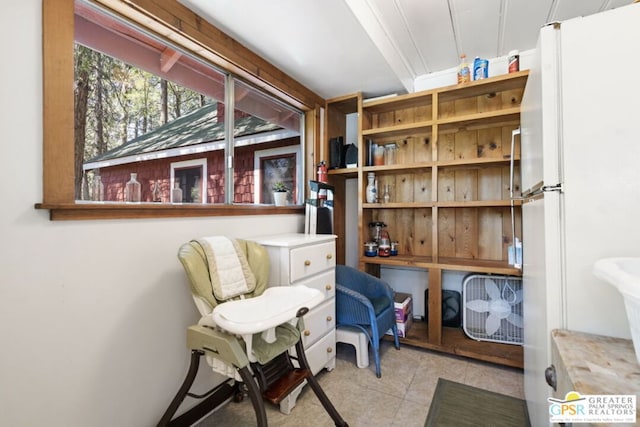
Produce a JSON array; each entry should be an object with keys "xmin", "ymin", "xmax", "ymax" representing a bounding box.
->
[
  {"xmin": 363, "ymin": 200, "xmax": 521, "ymax": 209},
  {"xmin": 437, "ymin": 156, "xmax": 518, "ymax": 168},
  {"xmin": 327, "ymin": 167, "xmax": 358, "ymax": 178},
  {"xmin": 325, "ymin": 93, "xmax": 359, "ymax": 114},
  {"xmin": 360, "ymin": 156, "xmax": 518, "ymax": 172},
  {"xmin": 362, "ymin": 255, "xmax": 434, "ymax": 269},
  {"xmin": 436, "ymin": 70, "xmax": 529, "ymax": 103},
  {"xmin": 362, "ymin": 121, "xmax": 433, "ymax": 139},
  {"xmin": 363, "ymin": 92, "xmax": 433, "ymax": 113},
  {"xmin": 436, "ymin": 257, "xmax": 522, "ymax": 276},
  {"xmin": 438, "ymin": 108, "xmax": 521, "ymax": 132},
  {"xmin": 385, "ymin": 321, "xmax": 524, "ymax": 369},
  {"xmin": 361, "ymin": 255, "xmax": 522, "ymax": 276},
  {"xmin": 362, "ymin": 162, "xmax": 434, "ymax": 173},
  {"xmin": 328, "ymin": 71, "xmax": 528, "ymax": 368},
  {"xmin": 363, "ymin": 202, "xmax": 435, "ymax": 209},
  {"xmin": 436, "ymin": 200, "xmax": 521, "ymax": 207}
]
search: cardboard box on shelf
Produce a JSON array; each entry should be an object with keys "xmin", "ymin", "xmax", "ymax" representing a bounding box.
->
[
  {"xmin": 394, "ymin": 292, "xmax": 413, "ymax": 322},
  {"xmin": 396, "ymin": 312, "xmax": 413, "ymax": 338},
  {"xmin": 387, "ymin": 292, "xmax": 414, "ymax": 338}
]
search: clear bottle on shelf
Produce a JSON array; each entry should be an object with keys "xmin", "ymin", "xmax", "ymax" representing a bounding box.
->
[
  {"xmin": 124, "ymin": 173, "xmax": 141, "ymax": 202},
  {"xmin": 151, "ymin": 180, "xmax": 161, "ymax": 202},
  {"xmin": 382, "ymin": 184, "xmax": 391, "ymax": 204},
  {"xmin": 457, "ymin": 54, "xmax": 471, "ymax": 84},
  {"xmin": 384, "ymin": 143, "xmax": 397, "ymax": 165},
  {"xmin": 172, "ymin": 182, "xmax": 183, "ymax": 203}
]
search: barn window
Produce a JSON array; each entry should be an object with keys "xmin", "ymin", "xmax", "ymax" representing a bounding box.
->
[{"xmin": 170, "ymin": 159, "xmax": 207, "ymax": 203}]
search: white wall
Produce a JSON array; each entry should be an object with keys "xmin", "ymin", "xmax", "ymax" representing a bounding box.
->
[
  {"xmin": 414, "ymin": 49, "xmax": 535, "ymax": 91},
  {"xmin": 0, "ymin": 2, "xmax": 304, "ymax": 426}
]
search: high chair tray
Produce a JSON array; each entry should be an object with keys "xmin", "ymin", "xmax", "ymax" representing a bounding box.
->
[{"xmin": 212, "ymin": 286, "xmax": 323, "ymax": 335}]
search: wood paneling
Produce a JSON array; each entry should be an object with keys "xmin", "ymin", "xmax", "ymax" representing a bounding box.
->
[{"xmin": 43, "ymin": 0, "xmax": 75, "ymax": 204}]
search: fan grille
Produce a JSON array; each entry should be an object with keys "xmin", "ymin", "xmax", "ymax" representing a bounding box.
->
[{"xmin": 462, "ymin": 274, "xmax": 523, "ymax": 345}]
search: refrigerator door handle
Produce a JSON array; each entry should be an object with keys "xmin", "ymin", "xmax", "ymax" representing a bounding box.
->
[
  {"xmin": 510, "ymin": 128, "xmax": 521, "ymax": 200},
  {"xmin": 510, "ymin": 128, "xmax": 521, "ymax": 257},
  {"xmin": 542, "ymin": 183, "xmax": 564, "ymax": 193}
]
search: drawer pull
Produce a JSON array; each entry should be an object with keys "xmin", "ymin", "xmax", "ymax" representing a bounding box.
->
[
  {"xmin": 326, "ymin": 347, "xmax": 333, "ymax": 353},
  {"xmin": 304, "ymin": 260, "xmax": 311, "ymax": 266},
  {"xmin": 325, "ymin": 284, "xmax": 332, "ymax": 291},
  {"xmin": 304, "ymin": 330, "xmax": 311, "ymax": 336},
  {"xmin": 326, "ymin": 316, "xmax": 332, "ymax": 321},
  {"xmin": 326, "ymin": 254, "xmax": 333, "ymax": 260}
]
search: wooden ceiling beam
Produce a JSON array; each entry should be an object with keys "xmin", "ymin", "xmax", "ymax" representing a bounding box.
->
[
  {"xmin": 160, "ymin": 47, "xmax": 181, "ymax": 72},
  {"xmin": 97, "ymin": 0, "xmax": 325, "ymax": 110}
]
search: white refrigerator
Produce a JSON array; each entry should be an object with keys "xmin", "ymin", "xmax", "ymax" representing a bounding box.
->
[{"xmin": 520, "ymin": 5, "xmax": 640, "ymax": 426}]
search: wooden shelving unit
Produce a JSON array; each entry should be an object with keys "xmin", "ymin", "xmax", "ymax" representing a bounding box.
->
[
  {"xmin": 386, "ymin": 321, "xmax": 524, "ymax": 369},
  {"xmin": 326, "ymin": 70, "xmax": 529, "ymax": 368}
]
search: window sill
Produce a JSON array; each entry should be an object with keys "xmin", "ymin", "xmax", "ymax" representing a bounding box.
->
[{"xmin": 34, "ymin": 202, "xmax": 304, "ymax": 221}]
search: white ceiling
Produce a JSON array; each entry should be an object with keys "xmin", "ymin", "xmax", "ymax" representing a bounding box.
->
[{"xmin": 180, "ymin": 0, "xmax": 632, "ymax": 100}]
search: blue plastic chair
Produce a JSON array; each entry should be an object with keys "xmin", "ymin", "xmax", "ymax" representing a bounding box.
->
[{"xmin": 335, "ymin": 265, "xmax": 400, "ymax": 377}]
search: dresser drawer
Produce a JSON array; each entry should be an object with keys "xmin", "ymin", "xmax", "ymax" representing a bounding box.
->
[
  {"xmin": 289, "ymin": 241, "xmax": 335, "ymax": 282},
  {"xmin": 301, "ymin": 298, "xmax": 335, "ymax": 348},
  {"xmin": 296, "ymin": 269, "xmax": 335, "ymax": 301},
  {"xmin": 304, "ymin": 329, "xmax": 336, "ymax": 375}
]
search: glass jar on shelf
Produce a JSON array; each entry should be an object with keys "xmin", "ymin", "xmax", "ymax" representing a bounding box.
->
[
  {"xmin": 172, "ymin": 182, "xmax": 183, "ymax": 203},
  {"xmin": 151, "ymin": 180, "xmax": 162, "ymax": 202},
  {"xmin": 373, "ymin": 145, "xmax": 385, "ymax": 166},
  {"xmin": 368, "ymin": 221, "xmax": 387, "ymax": 243},
  {"xmin": 378, "ymin": 229, "xmax": 391, "ymax": 257},
  {"xmin": 384, "ymin": 143, "xmax": 397, "ymax": 165},
  {"xmin": 124, "ymin": 173, "xmax": 141, "ymax": 202},
  {"xmin": 382, "ymin": 184, "xmax": 391, "ymax": 204}
]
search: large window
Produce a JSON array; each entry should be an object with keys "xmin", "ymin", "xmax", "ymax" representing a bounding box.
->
[
  {"xmin": 36, "ymin": 0, "xmax": 324, "ymax": 219},
  {"xmin": 73, "ymin": 0, "xmax": 304, "ymax": 207},
  {"xmin": 232, "ymin": 79, "xmax": 303, "ymax": 205}
]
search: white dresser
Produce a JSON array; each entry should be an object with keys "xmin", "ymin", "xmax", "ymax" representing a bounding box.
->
[{"xmin": 251, "ymin": 233, "xmax": 337, "ymax": 375}]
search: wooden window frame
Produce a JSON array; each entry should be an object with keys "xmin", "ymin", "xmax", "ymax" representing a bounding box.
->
[
  {"xmin": 255, "ymin": 146, "xmax": 302, "ymax": 205},
  {"xmin": 37, "ymin": 0, "xmax": 324, "ymax": 220},
  {"xmin": 171, "ymin": 158, "xmax": 207, "ymax": 204}
]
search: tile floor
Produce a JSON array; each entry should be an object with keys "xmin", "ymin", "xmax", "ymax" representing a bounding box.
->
[{"xmin": 196, "ymin": 340, "xmax": 525, "ymax": 427}]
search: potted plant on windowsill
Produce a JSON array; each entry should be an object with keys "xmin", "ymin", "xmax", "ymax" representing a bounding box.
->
[{"xmin": 272, "ymin": 182, "xmax": 288, "ymax": 206}]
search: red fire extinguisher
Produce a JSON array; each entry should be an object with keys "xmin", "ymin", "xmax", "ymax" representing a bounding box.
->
[{"xmin": 317, "ymin": 161, "xmax": 328, "ymax": 183}]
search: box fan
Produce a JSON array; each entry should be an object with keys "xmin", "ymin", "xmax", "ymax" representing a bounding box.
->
[{"xmin": 462, "ymin": 275, "xmax": 523, "ymax": 345}]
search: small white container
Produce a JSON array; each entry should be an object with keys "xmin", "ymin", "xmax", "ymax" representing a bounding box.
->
[{"xmin": 593, "ymin": 257, "xmax": 640, "ymax": 364}]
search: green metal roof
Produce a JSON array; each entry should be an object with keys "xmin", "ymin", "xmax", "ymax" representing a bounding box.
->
[{"xmin": 88, "ymin": 103, "xmax": 281, "ymax": 162}]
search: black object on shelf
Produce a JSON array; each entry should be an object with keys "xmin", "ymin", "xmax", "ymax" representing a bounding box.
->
[
  {"xmin": 344, "ymin": 144, "xmax": 358, "ymax": 168},
  {"xmin": 365, "ymin": 139, "xmax": 375, "ymax": 166},
  {"xmin": 425, "ymin": 289, "xmax": 462, "ymax": 328},
  {"xmin": 329, "ymin": 136, "xmax": 344, "ymax": 169}
]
